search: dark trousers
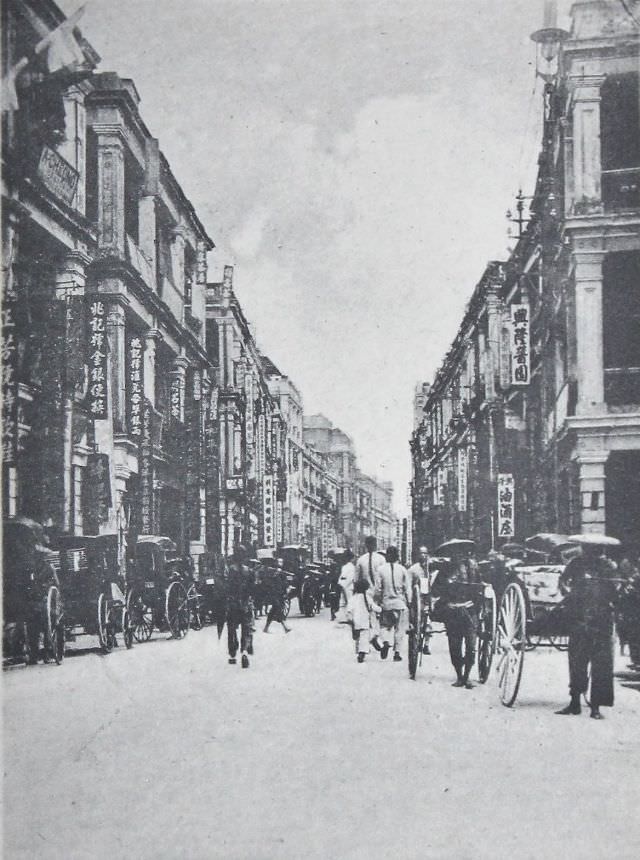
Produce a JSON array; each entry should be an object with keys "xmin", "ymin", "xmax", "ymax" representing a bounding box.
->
[
  {"xmin": 227, "ymin": 606, "xmax": 254, "ymax": 658},
  {"xmin": 568, "ymin": 628, "xmax": 614, "ymax": 707},
  {"xmin": 446, "ymin": 626, "xmax": 476, "ymax": 679}
]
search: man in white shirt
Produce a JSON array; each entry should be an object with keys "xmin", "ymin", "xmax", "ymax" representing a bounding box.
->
[
  {"xmin": 407, "ymin": 545, "xmax": 432, "ymax": 655},
  {"xmin": 354, "ymin": 536, "xmax": 385, "ymax": 652},
  {"xmin": 375, "ymin": 545, "xmax": 410, "ymax": 661},
  {"xmin": 336, "ymin": 550, "xmax": 355, "ymax": 622}
]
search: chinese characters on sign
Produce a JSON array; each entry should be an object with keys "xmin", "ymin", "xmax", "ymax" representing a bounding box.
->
[
  {"xmin": 86, "ymin": 453, "xmax": 112, "ymax": 525},
  {"xmin": 127, "ymin": 335, "xmax": 145, "ymax": 439},
  {"xmin": 140, "ymin": 400, "xmax": 154, "ymax": 534},
  {"xmin": 256, "ymin": 414, "xmax": 266, "ymax": 480},
  {"xmin": 510, "ymin": 304, "xmax": 530, "ymax": 386},
  {"xmin": 497, "ymin": 473, "xmax": 515, "ymax": 538},
  {"xmin": 276, "ymin": 499, "xmax": 283, "ymax": 544},
  {"xmin": 2, "ymin": 283, "xmax": 18, "ymax": 464},
  {"xmin": 321, "ymin": 515, "xmax": 328, "ymax": 562},
  {"xmin": 170, "ymin": 375, "xmax": 183, "ymax": 422},
  {"xmin": 245, "ymin": 374, "xmax": 254, "ymax": 446},
  {"xmin": 262, "ymin": 473, "xmax": 275, "ymax": 548},
  {"xmin": 457, "ymin": 448, "xmax": 468, "ymax": 512},
  {"xmin": 85, "ymin": 295, "xmax": 108, "ymax": 419}
]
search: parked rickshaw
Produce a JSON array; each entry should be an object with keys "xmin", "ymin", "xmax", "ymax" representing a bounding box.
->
[
  {"xmin": 2, "ymin": 518, "xmax": 64, "ymax": 666},
  {"xmin": 52, "ymin": 533, "xmax": 133, "ymax": 654},
  {"xmin": 127, "ymin": 536, "xmax": 190, "ymax": 641}
]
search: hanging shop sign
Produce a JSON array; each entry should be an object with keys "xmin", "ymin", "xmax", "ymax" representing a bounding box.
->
[
  {"xmin": 170, "ymin": 374, "xmax": 183, "ymax": 423},
  {"xmin": 245, "ymin": 374, "xmax": 254, "ymax": 446},
  {"xmin": 256, "ymin": 413, "xmax": 266, "ymax": 479},
  {"xmin": 510, "ymin": 304, "xmax": 530, "ymax": 386},
  {"xmin": 497, "ymin": 473, "xmax": 515, "ymax": 538},
  {"xmin": 457, "ymin": 448, "xmax": 468, "ymax": 512},
  {"xmin": 2, "ymin": 284, "xmax": 18, "ymax": 464},
  {"xmin": 262, "ymin": 473, "xmax": 275, "ymax": 548},
  {"xmin": 86, "ymin": 453, "xmax": 112, "ymax": 525},
  {"xmin": 321, "ymin": 514, "xmax": 328, "ymax": 562},
  {"xmin": 38, "ymin": 146, "xmax": 79, "ymax": 207},
  {"xmin": 85, "ymin": 295, "xmax": 108, "ymax": 419},
  {"xmin": 209, "ymin": 386, "xmax": 219, "ymax": 422},
  {"xmin": 276, "ymin": 499, "xmax": 283, "ymax": 544},
  {"xmin": 140, "ymin": 400, "xmax": 154, "ymax": 534},
  {"xmin": 127, "ymin": 334, "xmax": 145, "ymax": 440}
]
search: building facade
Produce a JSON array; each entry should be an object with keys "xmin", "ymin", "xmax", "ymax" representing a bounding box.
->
[
  {"xmin": 3, "ymin": 2, "xmax": 219, "ymax": 574},
  {"xmin": 411, "ymin": 0, "xmax": 640, "ymax": 556}
]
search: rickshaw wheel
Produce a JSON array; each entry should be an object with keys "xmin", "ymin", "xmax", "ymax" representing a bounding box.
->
[
  {"xmin": 97, "ymin": 593, "xmax": 116, "ymax": 654},
  {"xmin": 45, "ymin": 585, "xmax": 65, "ymax": 665},
  {"xmin": 166, "ymin": 582, "xmax": 190, "ymax": 639},
  {"xmin": 496, "ymin": 582, "xmax": 526, "ymax": 707},
  {"xmin": 477, "ymin": 587, "xmax": 497, "ymax": 684},
  {"xmin": 121, "ymin": 607, "xmax": 134, "ymax": 649},
  {"xmin": 408, "ymin": 582, "xmax": 421, "ymax": 680},
  {"xmin": 187, "ymin": 584, "xmax": 203, "ymax": 630},
  {"xmin": 128, "ymin": 590, "xmax": 154, "ymax": 642}
]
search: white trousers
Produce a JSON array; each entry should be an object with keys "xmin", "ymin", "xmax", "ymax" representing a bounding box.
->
[{"xmin": 381, "ymin": 607, "xmax": 408, "ymax": 653}]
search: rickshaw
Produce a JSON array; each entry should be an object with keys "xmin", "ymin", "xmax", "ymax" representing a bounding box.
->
[
  {"xmin": 126, "ymin": 536, "xmax": 190, "ymax": 641},
  {"xmin": 407, "ymin": 540, "xmax": 497, "ymax": 686},
  {"xmin": 52, "ymin": 533, "xmax": 133, "ymax": 654},
  {"xmin": 2, "ymin": 518, "xmax": 64, "ymax": 666}
]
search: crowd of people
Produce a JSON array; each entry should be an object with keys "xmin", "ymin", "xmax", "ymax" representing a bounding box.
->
[{"xmin": 213, "ymin": 535, "xmax": 640, "ymax": 721}]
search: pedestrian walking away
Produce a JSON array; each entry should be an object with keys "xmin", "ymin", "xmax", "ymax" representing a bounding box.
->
[
  {"xmin": 374, "ymin": 545, "xmax": 409, "ymax": 662},
  {"xmin": 263, "ymin": 562, "xmax": 292, "ymax": 634},
  {"xmin": 336, "ymin": 550, "xmax": 356, "ymax": 623},
  {"xmin": 219, "ymin": 545, "xmax": 256, "ymax": 669},
  {"xmin": 556, "ymin": 542, "xmax": 618, "ymax": 719},
  {"xmin": 408, "ymin": 545, "xmax": 433, "ymax": 655},
  {"xmin": 354, "ymin": 536, "xmax": 385, "ymax": 651}
]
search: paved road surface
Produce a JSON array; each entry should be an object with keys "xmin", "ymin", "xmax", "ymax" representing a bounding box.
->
[{"xmin": 4, "ymin": 608, "xmax": 640, "ymax": 859}]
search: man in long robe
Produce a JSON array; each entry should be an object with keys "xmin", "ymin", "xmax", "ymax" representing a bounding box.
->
[{"xmin": 354, "ymin": 536, "xmax": 385, "ymax": 652}]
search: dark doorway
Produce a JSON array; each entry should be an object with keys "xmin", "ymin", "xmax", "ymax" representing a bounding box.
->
[{"xmin": 606, "ymin": 451, "xmax": 640, "ymax": 554}]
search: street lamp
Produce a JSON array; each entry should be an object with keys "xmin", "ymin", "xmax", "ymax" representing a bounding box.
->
[{"xmin": 530, "ymin": 0, "xmax": 569, "ymax": 82}]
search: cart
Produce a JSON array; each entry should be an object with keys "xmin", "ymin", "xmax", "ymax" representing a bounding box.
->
[
  {"xmin": 127, "ymin": 536, "xmax": 190, "ymax": 641},
  {"xmin": 52, "ymin": 534, "xmax": 133, "ymax": 655},
  {"xmin": 2, "ymin": 518, "xmax": 64, "ymax": 666},
  {"xmin": 408, "ymin": 566, "xmax": 497, "ymax": 685}
]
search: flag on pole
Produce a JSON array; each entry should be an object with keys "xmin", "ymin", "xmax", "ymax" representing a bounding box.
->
[
  {"xmin": 1, "ymin": 57, "xmax": 29, "ymax": 113},
  {"xmin": 33, "ymin": 4, "xmax": 88, "ymax": 73}
]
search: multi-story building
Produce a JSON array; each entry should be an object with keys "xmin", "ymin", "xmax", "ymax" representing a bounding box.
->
[
  {"xmin": 411, "ymin": 0, "xmax": 640, "ymax": 555},
  {"xmin": 303, "ymin": 414, "xmax": 397, "ymax": 552},
  {"xmin": 205, "ymin": 267, "xmax": 285, "ymax": 555},
  {"xmin": 3, "ymin": 2, "xmax": 218, "ymax": 574}
]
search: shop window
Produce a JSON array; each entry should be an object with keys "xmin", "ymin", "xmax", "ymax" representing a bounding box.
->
[
  {"xmin": 603, "ymin": 251, "xmax": 640, "ymax": 405},
  {"xmin": 601, "ymin": 74, "xmax": 640, "ymax": 209}
]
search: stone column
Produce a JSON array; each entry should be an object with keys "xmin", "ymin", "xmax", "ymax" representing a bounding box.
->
[
  {"xmin": 56, "ymin": 251, "xmax": 91, "ymax": 533},
  {"xmin": 574, "ymin": 250, "xmax": 605, "ymax": 414},
  {"xmin": 106, "ymin": 299, "xmax": 129, "ymax": 434},
  {"xmin": 94, "ymin": 132, "xmax": 126, "ymax": 256},
  {"xmin": 144, "ymin": 328, "xmax": 161, "ymax": 405},
  {"xmin": 485, "ymin": 284, "xmax": 502, "ymax": 400},
  {"xmin": 575, "ymin": 450, "xmax": 608, "ymax": 534},
  {"xmin": 170, "ymin": 225, "xmax": 187, "ymax": 298},
  {"xmin": 570, "ymin": 75, "xmax": 605, "ymax": 212}
]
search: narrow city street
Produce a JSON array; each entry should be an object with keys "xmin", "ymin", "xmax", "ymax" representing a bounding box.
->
[{"xmin": 4, "ymin": 609, "xmax": 640, "ymax": 860}]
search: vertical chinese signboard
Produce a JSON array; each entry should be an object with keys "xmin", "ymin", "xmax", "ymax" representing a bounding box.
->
[
  {"xmin": 85, "ymin": 453, "xmax": 112, "ymax": 530},
  {"xmin": 497, "ymin": 473, "xmax": 515, "ymax": 539},
  {"xmin": 245, "ymin": 374, "xmax": 254, "ymax": 446},
  {"xmin": 127, "ymin": 334, "xmax": 145, "ymax": 439},
  {"xmin": 321, "ymin": 515, "xmax": 328, "ymax": 562},
  {"xmin": 276, "ymin": 499, "xmax": 283, "ymax": 544},
  {"xmin": 457, "ymin": 448, "xmax": 468, "ymax": 512},
  {"xmin": 2, "ymin": 282, "xmax": 18, "ymax": 464},
  {"xmin": 140, "ymin": 399, "xmax": 154, "ymax": 534},
  {"xmin": 85, "ymin": 295, "xmax": 108, "ymax": 419},
  {"xmin": 256, "ymin": 413, "xmax": 266, "ymax": 480},
  {"xmin": 170, "ymin": 375, "xmax": 183, "ymax": 423},
  {"xmin": 262, "ymin": 473, "xmax": 275, "ymax": 548},
  {"xmin": 510, "ymin": 304, "xmax": 530, "ymax": 386}
]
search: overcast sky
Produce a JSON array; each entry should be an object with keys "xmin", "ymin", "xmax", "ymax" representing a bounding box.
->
[{"xmin": 61, "ymin": 0, "xmax": 575, "ymax": 516}]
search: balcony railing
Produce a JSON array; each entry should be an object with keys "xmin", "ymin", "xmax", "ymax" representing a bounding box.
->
[
  {"xmin": 602, "ymin": 168, "xmax": 640, "ymax": 211},
  {"xmin": 604, "ymin": 367, "xmax": 640, "ymax": 406}
]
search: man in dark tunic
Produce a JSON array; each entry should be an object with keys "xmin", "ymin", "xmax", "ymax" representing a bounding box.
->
[
  {"xmin": 221, "ymin": 544, "xmax": 256, "ymax": 668},
  {"xmin": 431, "ymin": 555, "xmax": 479, "ymax": 689},
  {"xmin": 556, "ymin": 544, "xmax": 617, "ymax": 719}
]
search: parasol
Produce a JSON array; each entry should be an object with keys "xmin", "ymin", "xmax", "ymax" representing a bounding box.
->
[
  {"xmin": 435, "ymin": 539, "xmax": 475, "ymax": 555},
  {"xmin": 567, "ymin": 533, "xmax": 621, "ymax": 548}
]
